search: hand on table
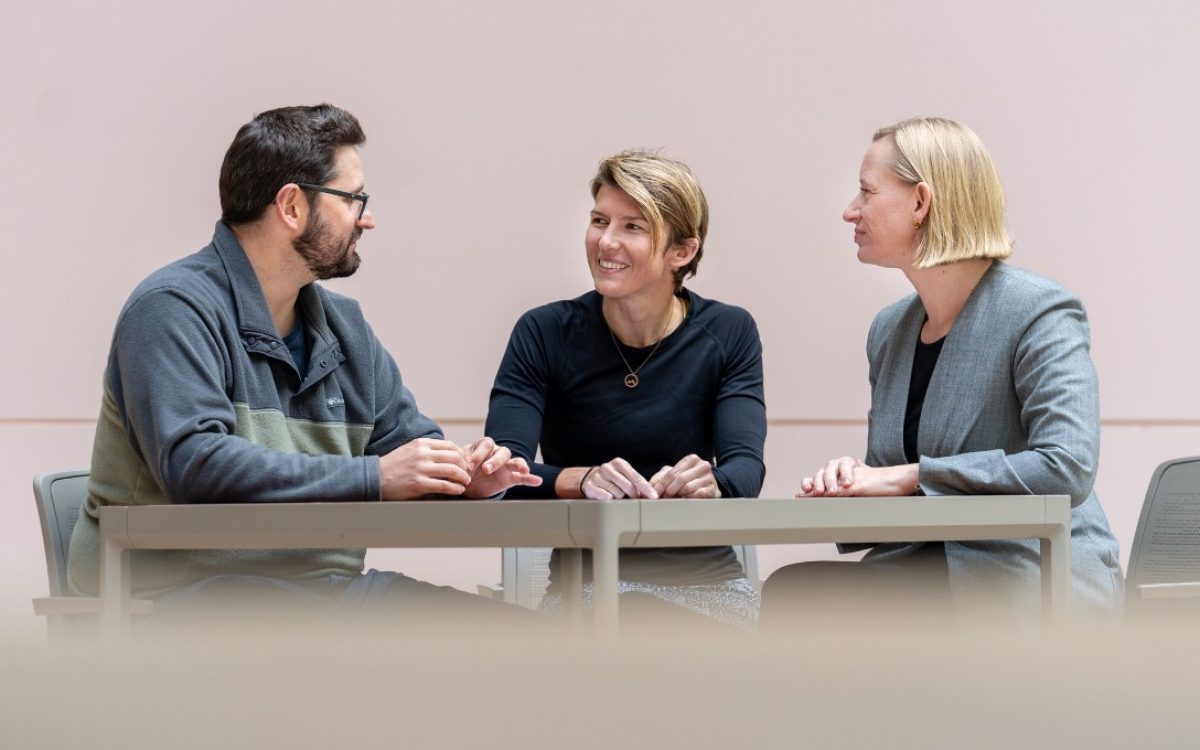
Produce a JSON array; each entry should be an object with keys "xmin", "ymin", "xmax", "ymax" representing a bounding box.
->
[
  {"xmin": 461, "ymin": 437, "xmax": 543, "ymax": 498},
  {"xmin": 795, "ymin": 457, "xmax": 918, "ymax": 497},
  {"xmin": 379, "ymin": 438, "xmax": 474, "ymax": 500},
  {"xmin": 649, "ymin": 454, "xmax": 722, "ymax": 498},
  {"xmin": 581, "ymin": 457, "xmax": 658, "ymax": 499}
]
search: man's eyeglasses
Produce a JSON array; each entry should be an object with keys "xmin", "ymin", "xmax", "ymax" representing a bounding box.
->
[{"xmin": 296, "ymin": 183, "xmax": 370, "ymax": 221}]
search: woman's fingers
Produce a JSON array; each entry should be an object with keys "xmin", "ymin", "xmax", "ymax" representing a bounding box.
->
[
  {"xmin": 837, "ymin": 456, "xmax": 858, "ymax": 488},
  {"xmin": 663, "ymin": 455, "xmax": 714, "ymax": 498},
  {"xmin": 676, "ymin": 475, "xmax": 720, "ymax": 498},
  {"xmin": 822, "ymin": 458, "xmax": 844, "ymax": 496},
  {"xmin": 649, "ymin": 466, "xmax": 673, "ymax": 496},
  {"xmin": 581, "ymin": 458, "xmax": 658, "ymax": 499},
  {"xmin": 596, "ymin": 460, "xmax": 638, "ymax": 498},
  {"xmin": 805, "ymin": 457, "xmax": 864, "ymax": 496},
  {"xmin": 505, "ymin": 458, "xmax": 542, "ymax": 487},
  {"xmin": 609, "ymin": 457, "xmax": 659, "ymax": 498}
]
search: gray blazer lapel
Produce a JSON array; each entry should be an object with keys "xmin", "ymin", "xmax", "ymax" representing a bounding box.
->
[
  {"xmin": 919, "ymin": 262, "xmax": 1003, "ymax": 461},
  {"xmin": 866, "ymin": 298, "xmax": 924, "ymax": 468}
]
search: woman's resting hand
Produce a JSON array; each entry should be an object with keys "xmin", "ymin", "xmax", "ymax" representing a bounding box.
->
[
  {"xmin": 796, "ymin": 457, "xmax": 918, "ymax": 497},
  {"xmin": 650, "ymin": 454, "xmax": 722, "ymax": 498},
  {"xmin": 581, "ymin": 457, "xmax": 659, "ymax": 499}
]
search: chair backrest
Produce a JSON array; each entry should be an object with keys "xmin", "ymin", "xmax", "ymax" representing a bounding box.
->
[
  {"xmin": 500, "ymin": 544, "xmax": 759, "ymax": 610},
  {"xmin": 1126, "ymin": 456, "xmax": 1200, "ymax": 611},
  {"xmin": 34, "ymin": 470, "xmax": 89, "ymax": 598},
  {"xmin": 500, "ymin": 548, "xmax": 554, "ymax": 609},
  {"xmin": 737, "ymin": 543, "xmax": 759, "ymax": 586}
]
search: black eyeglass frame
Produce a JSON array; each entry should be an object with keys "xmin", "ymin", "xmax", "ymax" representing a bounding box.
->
[{"xmin": 295, "ymin": 182, "xmax": 370, "ymax": 221}]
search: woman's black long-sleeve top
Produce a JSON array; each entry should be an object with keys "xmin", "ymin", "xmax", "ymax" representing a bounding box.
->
[{"xmin": 485, "ymin": 289, "xmax": 767, "ymax": 588}]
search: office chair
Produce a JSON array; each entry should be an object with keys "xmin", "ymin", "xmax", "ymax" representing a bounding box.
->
[
  {"xmin": 33, "ymin": 469, "xmax": 151, "ymax": 639},
  {"xmin": 1126, "ymin": 456, "xmax": 1200, "ymax": 619}
]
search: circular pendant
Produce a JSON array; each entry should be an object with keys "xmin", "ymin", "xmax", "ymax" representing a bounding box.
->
[{"xmin": 624, "ymin": 373, "xmax": 639, "ymax": 388}]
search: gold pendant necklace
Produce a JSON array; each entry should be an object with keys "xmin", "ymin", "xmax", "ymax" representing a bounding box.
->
[{"xmin": 607, "ymin": 299, "xmax": 677, "ymax": 389}]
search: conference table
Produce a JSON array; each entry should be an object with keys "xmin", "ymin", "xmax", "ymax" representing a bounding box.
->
[{"xmin": 97, "ymin": 494, "xmax": 1072, "ymax": 638}]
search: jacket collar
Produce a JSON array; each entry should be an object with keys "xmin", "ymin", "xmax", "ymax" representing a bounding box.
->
[
  {"xmin": 211, "ymin": 221, "xmax": 280, "ymax": 342},
  {"xmin": 210, "ymin": 222, "xmax": 345, "ymax": 389}
]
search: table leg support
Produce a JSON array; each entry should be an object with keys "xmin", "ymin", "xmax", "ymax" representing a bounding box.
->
[
  {"xmin": 99, "ymin": 534, "xmax": 131, "ymax": 640},
  {"xmin": 592, "ymin": 523, "xmax": 619, "ymax": 640},
  {"xmin": 1041, "ymin": 526, "xmax": 1071, "ymax": 626},
  {"xmin": 561, "ymin": 548, "xmax": 584, "ymax": 629}
]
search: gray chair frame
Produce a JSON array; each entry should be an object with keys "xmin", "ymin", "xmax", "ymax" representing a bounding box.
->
[
  {"xmin": 32, "ymin": 470, "xmax": 151, "ymax": 638},
  {"xmin": 1126, "ymin": 456, "xmax": 1200, "ymax": 614}
]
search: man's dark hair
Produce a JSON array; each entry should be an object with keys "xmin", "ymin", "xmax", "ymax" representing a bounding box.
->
[{"xmin": 219, "ymin": 104, "xmax": 366, "ymax": 225}]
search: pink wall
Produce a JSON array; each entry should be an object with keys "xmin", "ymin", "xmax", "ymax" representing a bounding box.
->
[{"xmin": 4, "ymin": 1, "xmax": 1198, "ymax": 638}]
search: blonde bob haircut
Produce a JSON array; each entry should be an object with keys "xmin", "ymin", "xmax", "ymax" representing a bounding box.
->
[
  {"xmin": 874, "ymin": 117, "xmax": 1012, "ymax": 268},
  {"xmin": 590, "ymin": 149, "xmax": 709, "ymax": 292}
]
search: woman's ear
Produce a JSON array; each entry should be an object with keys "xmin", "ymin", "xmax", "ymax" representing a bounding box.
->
[
  {"xmin": 670, "ymin": 237, "xmax": 701, "ymax": 269},
  {"xmin": 913, "ymin": 182, "xmax": 932, "ymax": 227}
]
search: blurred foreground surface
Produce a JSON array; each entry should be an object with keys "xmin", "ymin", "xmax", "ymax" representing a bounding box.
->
[{"xmin": 2, "ymin": 616, "xmax": 1197, "ymax": 749}]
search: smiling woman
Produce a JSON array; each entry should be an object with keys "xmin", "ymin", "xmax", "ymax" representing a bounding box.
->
[{"xmin": 485, "ymin": 150, "xmax": 767, "ymax": 632}]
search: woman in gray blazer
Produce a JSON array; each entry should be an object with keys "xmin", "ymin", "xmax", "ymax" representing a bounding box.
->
[{"xmin": 761, "ymin": 117, "xmax": 1122, "ymax": 628}]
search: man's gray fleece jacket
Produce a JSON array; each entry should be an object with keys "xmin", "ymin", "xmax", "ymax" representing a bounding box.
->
[{"xmin": 68, "ymin": 222, "xmax": 441, "ymax": 596}]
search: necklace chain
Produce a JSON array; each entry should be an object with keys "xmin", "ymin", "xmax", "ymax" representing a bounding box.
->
[{"xmin": 607, "ymin": 299, "xmax": 678, "ymax": 389}]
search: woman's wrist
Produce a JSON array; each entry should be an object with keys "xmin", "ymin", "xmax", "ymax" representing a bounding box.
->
[
  {"xmin": 554, "ymin": 466, "xmax": 594, "ymax": 499},
  {"xmin": 578, "ymin": 466, "xmax": 596, "ymax": 497}
]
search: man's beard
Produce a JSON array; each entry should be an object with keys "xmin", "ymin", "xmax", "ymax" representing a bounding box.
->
[{"xmin": 293, "ymin": 212, "xmax": 362, "ymax": 280}]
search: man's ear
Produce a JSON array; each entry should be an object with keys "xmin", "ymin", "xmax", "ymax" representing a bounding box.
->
[
  {"xmin": 913, "ymin": 182, "xmax": 932, "ymax": 226},
  {"xmin": 274, "ymin": 184, "xmax": 307, "ymax": 235},
  {"xmin": 669, "ymin": 237, "xmax": 700, "ymax": 269}
]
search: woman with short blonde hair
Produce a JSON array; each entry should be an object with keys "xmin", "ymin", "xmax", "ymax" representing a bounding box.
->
[
  {"xmin": 590, "ymin": 149, "xmax": 709, "ymax": 291},
  {"xmin": 876, "ymin": 117, "xmax": 1012, "ymax": 268},
  {"xmin": 487, "ymin": 149, "xmax": 766, "ymax": 632},
  {"xmin": 762, "ymin": 117, "xmax": 1122, "ymax": 629}
]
